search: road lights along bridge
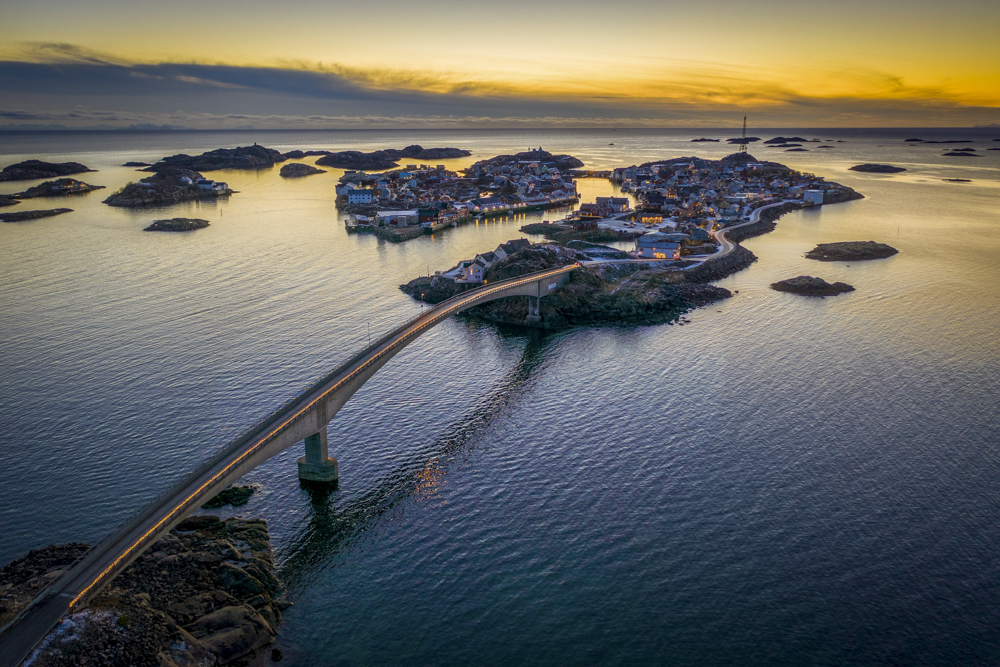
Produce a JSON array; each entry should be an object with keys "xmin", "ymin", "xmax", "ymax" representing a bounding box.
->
[{"xmin": 0, "ymin": 264, "xmax": 578, "ymax": 667}]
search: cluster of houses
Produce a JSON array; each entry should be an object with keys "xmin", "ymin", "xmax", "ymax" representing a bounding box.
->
[
  {"xmin": 338, "ymin": 155, "xmax": 580, "ymax": 231},
  {"xmin": 613, "ymin": 156, "xmax": 840, "ymax": 229},
  {"xmin": 437, "ymin": 238, "xmax": 532, "ymax": 284}
]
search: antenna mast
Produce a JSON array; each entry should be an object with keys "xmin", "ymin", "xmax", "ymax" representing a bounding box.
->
[{"xmin": 740, "ymin": 116, "xmax": 748, "ymax": 154}]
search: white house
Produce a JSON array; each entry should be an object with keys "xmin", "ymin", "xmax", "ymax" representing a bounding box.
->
[
  {"xmin": 376, "ymin": 210, "xmax": 419, "ymax": 227},
  {"xmin": 347, "ymin": 189, "xmax": 374, "ymax": 205},
  {"xmin": 804, "ymin": 190, "xmax": 824, "ymax": 205}
]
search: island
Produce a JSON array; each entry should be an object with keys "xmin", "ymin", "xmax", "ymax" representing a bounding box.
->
[
  {"xmin": 401, "ymin": 241, "xmax": 731, "ymax": 328},
  {"xmin": 316, "ymin": 145, "xmax": 471, "ymax": 170},
  {"xmin": 0, "ymin": 160, "xmax": 95, "ymax": 182},
  {"xmin": 0, "ymin": 196, "xmax": 19, "ymax": 207},
  {"xmin": 0, "ymin": 516, "xmax": 286, "ymax": 666},
  {"xmin": 942, "ymin": 150, "xmax": 979, "ymax": 157},
  {"xmin": 944, "ymin": 178, "xmax": 972, "ymax": 183},
  {"xmin": 765, "ymin": 137, "xmax": 809, "ymax": 144},
  {"xmin": 123, "ymin": 161, "xmax": 151, "ymax": 167},
  {"xmin": 849, "ymin": 164, "xmax": 907, "ymax": 173},
  {"xmin": 0, "ymin": 208, "xmax": 73, "ymax": 223},
  {"xmin": 143, "ymin": 217, "xmax": 210, "ymax": 232},
  {"xmin": 104, "ymin": 168, "xmax": 233, "ymax": 208},
  {"xmin": 771, "ymin": 275, "xmax": 855, "ymax": 297},
  {"xmin": 143, "ymin": 145, "xmax": 286, "ymax": 172},
  {"xmin": 12, "ymin": 178, "xmax": 105, "ymax": 198},
  {"xmin": 339, "ymin": 150, "xmax": 583, "ymax": 241},
  {"xmin": 691, "ymin": 138, "xmax": 720, "ymax": 142},
  {"xmin": 279, "ymin": 162, "xmax": 327, "ymax": 178},
  {"xmin": 806, "ymin": 241, "xmax": 898, "ymax": 261}
]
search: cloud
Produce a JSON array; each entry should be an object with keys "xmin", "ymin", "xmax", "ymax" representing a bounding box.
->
[{"xmin": 0, "ymin": 50, "xmax": 997, "ymax": 128}]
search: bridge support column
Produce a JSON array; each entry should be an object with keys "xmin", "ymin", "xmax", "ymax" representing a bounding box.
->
[
  {"xmin": 298, "ymin": 430, "xmax": 339, "ymax": 483},
  {"xmin": 526, "ymin": 295, "xmax": 541, "ymax": 324}
]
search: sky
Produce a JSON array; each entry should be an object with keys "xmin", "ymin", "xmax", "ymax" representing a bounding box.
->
[{"xmin": 1, "ymin": 0, "xmax": 998, "ymax": 128}]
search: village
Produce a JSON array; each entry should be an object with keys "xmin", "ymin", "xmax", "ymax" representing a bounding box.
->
[
  {"xmin": 337, "ymin": 148, "xmax": 581, "ymax": 240},
  {"xmin": 335, "ymin": 150, "xmax": 857, "ymax": 264}
]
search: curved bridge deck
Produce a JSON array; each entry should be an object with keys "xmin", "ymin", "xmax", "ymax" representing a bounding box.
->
[{"xmin": 0, "ymin": 264, "xmax": 577, "ymax": 667}]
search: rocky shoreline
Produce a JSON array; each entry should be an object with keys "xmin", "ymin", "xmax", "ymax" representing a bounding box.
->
[{"xmin": 6, "ymin": 515, "xmax": 286, "ymax": 667}]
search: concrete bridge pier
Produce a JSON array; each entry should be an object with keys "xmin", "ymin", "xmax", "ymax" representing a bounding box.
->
[
  {"xmin": 526, "ymin": 295, "xmax": 541, "ymax": 324},
  {"xmin": 298, "ymin": 430, "xmax": 339, "ymax": 483}
]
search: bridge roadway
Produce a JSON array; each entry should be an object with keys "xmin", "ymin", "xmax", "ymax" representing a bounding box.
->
[{"xmin": 0, "ymin": 264, "xmax": 578, "ymax": 667}]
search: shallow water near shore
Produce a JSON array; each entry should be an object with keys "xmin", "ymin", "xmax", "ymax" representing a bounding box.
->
[{"xmin": 2, "ymin": 128, "xmax": 999, "ymax": 665}]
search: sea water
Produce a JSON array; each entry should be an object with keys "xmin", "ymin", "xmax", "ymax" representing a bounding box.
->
[{"xmin": 1, "ymin": 128, "xmax": 999, "ymax": 665}]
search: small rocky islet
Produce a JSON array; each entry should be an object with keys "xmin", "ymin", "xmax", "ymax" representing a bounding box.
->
[
  {"xmin": 0, "ymin": 208, "xmax": 73, "ymax": 223},
  {"xmin": 849, "ymin": 164, "xmax": 907, "ymax": 173},
  {"xmin": 806, "ymin": 241, "xmax": 898, "ymax": 261},
  {"xmin": 143, "ymin": 218, "xmax": 210, "ymax": 232},
  {"xmin": 315, "ymin": 145, "xmax": 472, "ymax": 170},
  {"xmin": 104, "ymin": 168, "xmax": 232, "ymax": 208},
  {"xmin": 3, "ymin": 515, "xmax": 285, "ymax": 667},
  {"xmin": 771, "ymin": 275, "xmax": 855, "ymax": 297},
  {"xmin": 279, "ymin": 162, "xmax": 327, "ymax": 178},
  {"xmin": 142, "ymin": 145, "xmax": 286, "ymax": 173},
  {"xmin": 203, "ymin": 485, "xmax": 258, "ymax": 508},
  {"xmin": 0, "ymin": 160, "xmax": 95, "ymax": 182},
  {"xmin": 12, "ymin": 178, "xmax": 105, "ymax": 199}
]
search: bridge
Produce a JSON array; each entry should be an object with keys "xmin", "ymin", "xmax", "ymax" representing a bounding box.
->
[{"xmin": 0, "ymin": 264, "xmax": 577, "ymax": 667}]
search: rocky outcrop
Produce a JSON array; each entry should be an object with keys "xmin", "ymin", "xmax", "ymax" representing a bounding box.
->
[
  {"xmin": 691, "ymin": 138, "xmax": 719, "ymax": 142},
  {"xmin": 806, "ymin": 241, "xmax": 898, "ymax": 261},
  {"xmin": 725, "ymin": 202, "xmax": 803, "ymax": 243},
  {"xmin": 0, "ymin": 544, "xmax": 90, "ymax": 627},
  {"xmin": 144, "ymin": 146, "xmax": 285, "ymax": 172},
  {"xmin": 771, "ymin": 275, "xmax": 855, "ymax": 296},
  {"xmin": 123, "ymin": 162, "xmax": 150, "ymax": 167},
  {"xmin": 401, "ymin": 244, "xmax": 729, "ymax": 329},
  {"xmin": 849, "ymin": 164, "xmax": 907, "ymax": 173},
  {"xmin": 203, "ymin": 485, "xmax": 258, "ymax": 509},
  {"xmin": 104, "ymin": 168, "xmax": 232, "ymax": 208},
  {"xmin": 13, "ymin": 178, "xmax": 105, "ymax": 198},
  {"xmin": 279, "ymin": 163, "xmax": 327, "ymax": 178},
  {"xmin": 0, "ymin": 208, "xmax": 72, "ymax": 223},
  {"xmin": 681, "ymin": 245, "xmax": 758, "ymax": 283},
  {"xmin": 469, "ymin": 149, "xmax": 584, "ymax": 171},
  {"xmin": 143, "ymin": 218, "xmax": 210, "ymax": 232},
  {"xmin": 314, "ymin": 145, "xmax": 471, "ymax": 170},
  {"xmin": 17, "ymin": 516, "xmax": 285, "ymax": 667},
  {"xmin": 0, "ymin": 160, "xmax": 95, "ymax": 182},
  {"xmin": 942, "ymin": 151, "xmax": 979, "ymax": 157},
  {"xmin": 0, "ymin": 196, "xmax": 19, "ymax": 207},
  {"xmin": 765, "ymin": 137, "xmax": 809, "ymax": 144}
]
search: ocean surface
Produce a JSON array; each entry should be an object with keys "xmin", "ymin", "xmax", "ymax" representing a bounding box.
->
[{"xmin": 1, "ymin": 128, "xmax": 999, "ymax": 665}]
